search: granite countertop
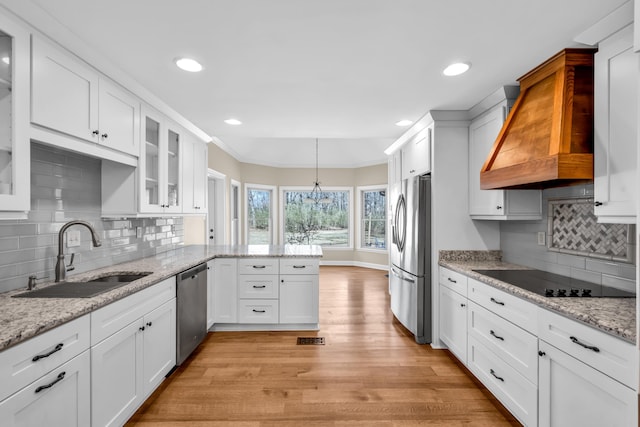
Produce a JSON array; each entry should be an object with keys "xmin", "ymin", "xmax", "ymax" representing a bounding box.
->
[
  {"xmin": 0, "ymin": 244, "xmax": 322, "ymax": 351},
  {"xmin": 439, "ymin": 251, "xmax": 636, "ymax": 344}
]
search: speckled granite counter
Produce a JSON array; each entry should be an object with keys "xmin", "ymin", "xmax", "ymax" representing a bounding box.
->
[
  {"xmin": 0, "ymin": 244, "xmax": 322, "ymax": 351},
  {"xmin": 439, "ymin": 250, "xmax": 636, "ymax": 344}
]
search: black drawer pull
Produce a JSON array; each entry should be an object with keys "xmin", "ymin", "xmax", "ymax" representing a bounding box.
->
[
  {"xmin": 252, "ymin": 309, "xmax": 266, "ymax": 313},
  {"xmin": 570, "ymin": 336, "xmax": 600, "ymax": 353},
  {"xmin": 253, "ymin": 285, "xmax": 266, "ymax": 289},
  {"xmin": 293, "ymin": 265, "xmax": 306, "ymax": 269},
  {"xmin": 35, "ymin": 371, "xmax": 65, "ymax": 393},
  {"xmin": 447, "ymin": 278, "xmax": 457, "ymax": 283},
  {"xmin": 460, "ymin": 303, "xmax": 466, "ymax": 308},
  {"xmin": 489, "ymin": 369, "xmax": 504, "ymax": 382},
  {"xmin": 33, "ymin": 343, "xmax": 64, "ymax": 362},
  {"xmin": 490, "ymin": 330, "xmax": 505, "ymax": 341},
  {"xmin": 252, "ymin": 265, "xmax": 266, "ymax": 269},
  {"xmin": 490, "ymin": 297, "xmax": 505, "ymax": 306}
]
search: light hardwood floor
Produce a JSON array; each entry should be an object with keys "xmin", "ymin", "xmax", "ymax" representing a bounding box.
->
[{"xmin": 127, "ymin": 266, "xmax": 521, "ymax": 426}]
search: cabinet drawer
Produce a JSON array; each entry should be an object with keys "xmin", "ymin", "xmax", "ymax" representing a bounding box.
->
[
  {"xmin": 238, "ymin": 300, "xmax": 279, "ymax": 324},
  {"xmin": 468, "ymin": 278, "xmax": 537, "ymax": 334},
  {"xmin": 439, "ymin": 267, "xmax": 468, "ymax": 296},
  {"xmin": 0, "ymin": 315, "xmax": 90, "ymax": 402},
  {"xmin": 538, "ymin": 309, "xmax": 638, "ymax": 390},
  {"xmin": 237, "ymin": 258, "xmax": 279, "ymax": 275},
  {"xmin": 468, "ymin": 335, "xmax": 537, "ymax": 427},
  {"xmin": 238, "ymin": 276, "xmax": 279, "ymax": 299},
  {"xmin": 280, "ymin": 258, "xmax": 319, "ymax": 275},
  {"xmin": 91, "ymin": 276, "xmax": 176, "ymax": 345},
  {"xmin": 468, "ymin": 301, "xmax": 538, "ymax": 384}
]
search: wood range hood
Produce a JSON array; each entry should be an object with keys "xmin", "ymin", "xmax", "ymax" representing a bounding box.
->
[{"xmin": 480, "ymin": 48, "xmax": 597, "ymax": 190}]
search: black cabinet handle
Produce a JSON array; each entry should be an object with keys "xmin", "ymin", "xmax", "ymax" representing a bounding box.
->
[
  {"xmin": 490, "ymin": 297, "xmax": 505, "ymax": 306},
  {"xmin": 139, "ymin": 326, "xmax": 145, "ymax": 331},
  {"xmin": 538, "ymin": 351, "xmax": 546, "ymax": 357},
  {"xmin": 252, "ymin": 309, "xmax": 266, "ymax": 313},
  {"xmin": 594, "ymin": 201, "xmax": 603, "ymax": 207},
  {"xmin": 252, "ymin": 265, "xmax": 266, "ymax": 269},
  {"xmin": 460, "ymin": 303, "xmax": 466, "ymax": 308},
  {"xmin": 35, "ymin": 371, "xmax": 65, "ymax": 393},
  {"xmin": 146, "ymin": 322, "xmax": 152, "ymax": 327},
  {"xmin": 92, "ymin": 130, "xmax": 99, "ymax": 136},
  {"xmin": 570, "ymin": 336, "xmax": 600, "ymax": 353},
  {"xmin": 101, "ymin": 133, "xmax": 108, "ymax": 139},
  {"xmin": 490, "ymin": 330, "xmax": 505, "ymax": 341},
  {"xmin": 447, "ymin": 278, "xmax": 457, "ymax": 283},
  {"xmin": 496, "ymin": 206, "xmax": 503, "ymax": 210},
  {"xmin": 253, "ymin": 285, "xmax": 266, "ymax": 289},
  {"xmin": 33, "ymin": 343, "xmax": 64, "ymax": 362},
  {"xmin": 293, "ymin": 265, "xmax": 306, "ymax": 269},
  {"xmin": 489, "ymin": 369, "xmax": 504, "ymax": 382}
]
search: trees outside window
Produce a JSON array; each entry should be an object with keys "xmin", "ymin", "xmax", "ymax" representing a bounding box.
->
[
  {"xmin": 358, "ymin": 186, "xmax": 387, "ymax": 250},
  {"xmin": 246, "ymin": 185, "xmax": 275, "ymax": 244},
  {"xmin": 281, "ymin": 188, "xmax": 351, "ymax": 247}
]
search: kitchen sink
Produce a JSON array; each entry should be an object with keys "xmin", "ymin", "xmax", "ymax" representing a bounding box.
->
[{"xmin": 12, "ymin": 273, "xmax": 151, "ymax": 299}]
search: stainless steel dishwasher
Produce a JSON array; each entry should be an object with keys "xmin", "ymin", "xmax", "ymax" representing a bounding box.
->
[{"xmin": 176, "ymin": 263, "xmax": 207, "ymax": 365}]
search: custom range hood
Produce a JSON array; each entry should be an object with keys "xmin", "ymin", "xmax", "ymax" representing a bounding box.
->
[{"xmin": 480, "ymin": 48, "xmax": 597, "ymax": 190}]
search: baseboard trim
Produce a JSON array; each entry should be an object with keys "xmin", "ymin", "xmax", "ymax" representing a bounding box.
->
[{"xmin": 319, "ymin": 260, "xmax": 388, "ymax": 271}]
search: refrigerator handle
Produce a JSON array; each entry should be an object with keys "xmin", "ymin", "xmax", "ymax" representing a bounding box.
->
[{"xmin": 391, "ymin": 268, "xmax": 415, "ymax": 283}]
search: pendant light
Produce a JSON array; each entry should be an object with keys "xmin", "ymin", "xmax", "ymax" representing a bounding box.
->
[{"xmin": 304, "ymin": 138, "xmax": 331, "ymax": 204}]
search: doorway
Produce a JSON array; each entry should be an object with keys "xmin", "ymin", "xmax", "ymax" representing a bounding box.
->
[{"xmin": 207, "ymin": 169, "xmax": 227, "ymax": 245}]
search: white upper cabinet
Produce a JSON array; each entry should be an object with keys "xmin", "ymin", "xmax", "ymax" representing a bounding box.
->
[
  {"xmin": 31, "ymin": 36, "xmax": 139, "ymax": 160},
  {"xmin": 182, "ymin": 132, "xmax": 207, "ymax": 214},
  {"xmin": 401, "ymin": 125, "xmax": 431, "ymax": 179},
  {"xmin": 594, "ymin": 25, "xmax": 638, "ymax": 223},
  {"xmin": 0, "ymin": 13, "xmax": 29, "ymax": 214},
  {"xmin": 468, "ymin": 96, "xmax": 541, "ymax": 220}
]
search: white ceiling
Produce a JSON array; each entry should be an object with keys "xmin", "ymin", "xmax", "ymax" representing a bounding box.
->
[{"xmin": 4, "ymin": 0, "xmax": 630, "ymax": 167}]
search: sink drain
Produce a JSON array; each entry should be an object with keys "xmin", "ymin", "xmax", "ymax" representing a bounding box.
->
[{"xmin": 297, "ymin": 337, "xmax": 325, "ymax": 345}]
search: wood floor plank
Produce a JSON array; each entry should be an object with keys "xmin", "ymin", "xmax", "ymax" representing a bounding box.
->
[{"xmin": 126, "ymin": 266, "xmax": 521, "ymax": 426}]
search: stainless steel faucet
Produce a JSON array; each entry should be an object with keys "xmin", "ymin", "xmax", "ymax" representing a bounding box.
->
[{"xmin": 55, "ymin": 220, "xmax": 102, "ymax": 282}]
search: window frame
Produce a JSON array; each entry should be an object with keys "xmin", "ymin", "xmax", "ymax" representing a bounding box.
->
[
  {"xmin": 356, "ymin": 185, "xmax": 388, "ymax": 252},
  {"xmin": 279, "ymin": 186, "xmax": 353, "ymax": 249},
  {"xmin": 244, "ymin": 183, "xmax": 277, "ymax": 245}
]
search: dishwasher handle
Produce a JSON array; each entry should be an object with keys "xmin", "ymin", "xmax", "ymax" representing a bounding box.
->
[{"xmin": 179, "ymin": 263, "xmax": 207, "ymax": 281}]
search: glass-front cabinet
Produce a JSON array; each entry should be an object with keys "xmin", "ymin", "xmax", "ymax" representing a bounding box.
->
[
  {"xmin": 140, "ymin": 106, "xmax": 181, "ymax": 213},
  {"xmin": 0, "ymin": 15, "xmax": 29, "ymax": 214}
]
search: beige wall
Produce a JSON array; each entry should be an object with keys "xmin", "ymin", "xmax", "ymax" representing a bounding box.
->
[{"xmin": 205, "ymin": 142, "xmax": 389, "ymax": 268}]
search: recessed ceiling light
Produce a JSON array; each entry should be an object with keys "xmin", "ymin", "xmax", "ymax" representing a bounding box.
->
[
  {"xmin": 395, "ymin": 119, "xmax": 413, "ymax": 127},
  {"xmin": 175, "ymin": 57, "xmax": 203, "ymax": 72},
  {"xmin": 224, "ymin": 118, "xmax": 242, "ymax": 125},
  {"xmin": 1, "ymin": 57, "xmax": 9, "ymax": 65},
  {"xmin": 443, "ymin": 62, "xmax": 471, "ymax": 76}
]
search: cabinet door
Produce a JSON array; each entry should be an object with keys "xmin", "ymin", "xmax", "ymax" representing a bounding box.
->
[
  {"xmin": 469, "ymin": 105, "xmax": 506, "ymax": 216},
  {"xmin": 142, "ymin": 299, "xmax": 176, "ymax": 397},
  {"xmin": 538, "ymin": 340, "xmax": 637, "ymax": 427},
  {"xmin": 182, "ymin": 134, "xmax": 196, "ymax": 213},
  {"xmin": 280, "ymin": 274, "xmax": 319, "ymax": 324},
  {"xmin": 401, "ymin": 126, "xmax": 431, "ymax": 179},
  {"xmin": 594, "ymin": 25, "xmax": 638, "ymax": 222},
  {"xmin": 192, "ymin": 139, "xmax": 208, "ymax": 211},
  {"xmin": 0, "ymin": 14, "xmax": 29, "ymax": 211},
  {"xmin": 438, "ymin": 284, "xmax": 468, "ymax": 364},
  {"xmin": 213, "ymin": 258, "xmax": 238, "ymax": 323},
  {"xmin": 140, "ymin": 108, "xmax": 164, "ymax": 212},
  {"xmin": 98, "ymin": 80, "xmax": 140, "ymax": 156},
  {"xmin": 31, "ymin": 36, "xmax": 99, "ymax": 142},
  {"xmin": 207, "ymin": 260, "xmax": 215, "ymax": 328},
  {"xmin": 0, "ymin": 350, "xmax": 90, "ymax": 427},
  {"xmin": 164, "ymin": 124, "xmax": 182, "ymax": 213},
  {"xmin": 91, "ymin": 320, "xmax": 143, "ymax": 427}
]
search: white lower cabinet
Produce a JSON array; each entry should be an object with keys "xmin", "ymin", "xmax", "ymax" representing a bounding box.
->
[
  {"xmin": 439, "ymin": 266, "xmax": 637, "ymax": 427},
  {"xmin": 212, "ymin": 258, "xmax": 238, "ymax": 324},
  {"xmin": 280, "ymin": 274, "xmax": 319, "ymax": 324},
  {"xmin": 538, "ymin": 340, "xmax": 637, "ymax": 427},
  {"xmin": 91, "ymin": 277, "xmax": 176, "ymax": 427},
  {"xmin": 438, "ymin": 284, "xmax": 468, "ymax": 364},
  {"xmin": 0, "ymin": 350, "xmax": 91, "ymax": 427}
]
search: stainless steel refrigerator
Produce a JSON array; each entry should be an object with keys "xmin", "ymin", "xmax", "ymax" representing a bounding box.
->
[{"xmin": 389, "ymin": 174, "xmax": 431, "ymax": 344}]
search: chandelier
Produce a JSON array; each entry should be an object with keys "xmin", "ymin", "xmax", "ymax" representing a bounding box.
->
[{"xmin": 305, "ymin": 138, "xmax": 331, "ymax": 204}]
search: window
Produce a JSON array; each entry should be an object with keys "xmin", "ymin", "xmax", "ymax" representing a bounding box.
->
[
  {"xmin": 245, "ymin": 184, "xmax": 276, "ymax": 244},
  {"xmin": 357, "ymin": 186, "xmax": 387, "ymax": 250},
  {"xmin": 231, "ymin": 180, "xmax": 240, "ymax": 245},
  {"xmin": 280, "ymin": 187, "xmax": 352, "ymax": 248}
]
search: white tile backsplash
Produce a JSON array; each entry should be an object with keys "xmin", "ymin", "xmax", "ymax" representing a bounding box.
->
[{"xmin": 0, "ymin": 144, "xmax": 184, "ymax": 293}]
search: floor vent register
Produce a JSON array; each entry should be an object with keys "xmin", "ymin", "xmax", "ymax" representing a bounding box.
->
[{"xmin": 297, "ymin": 337, "xmax": 325, "ymax": 345}]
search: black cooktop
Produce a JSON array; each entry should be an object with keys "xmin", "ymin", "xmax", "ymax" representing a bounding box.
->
[{"xmin": 472, "ymin": 269, "xmax": 636, "ymax": 298}]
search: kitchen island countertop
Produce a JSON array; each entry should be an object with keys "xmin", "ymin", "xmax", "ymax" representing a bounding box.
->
[
  {"xmin": 439, "ymin": 251, "xmax": 636, "ymax": 344},
  {"xmin": 0, "ymin": 244, "xmax": 322, "ymax": 351}
]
